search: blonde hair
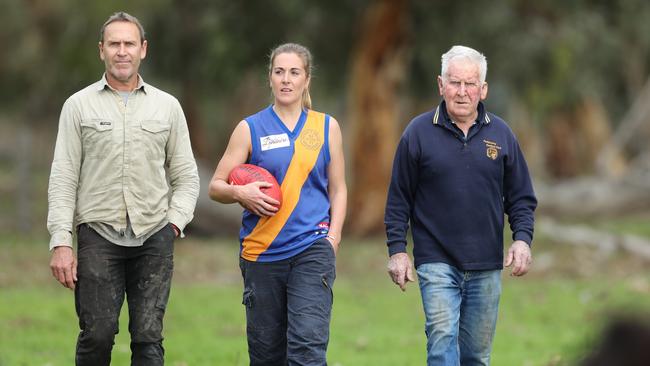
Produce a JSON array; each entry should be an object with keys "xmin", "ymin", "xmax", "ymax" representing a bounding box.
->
[{"xmin": 268, "ymin": 43, "xmax": 313, "ymax": 109}]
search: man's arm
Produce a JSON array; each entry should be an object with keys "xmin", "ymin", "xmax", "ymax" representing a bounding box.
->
[
  {"xmin": 165, "ymin": 100, "xmax": 200, "ymax": 237},
  {"xmin": 47, "ymin": 98, "xmax": 82, "ymax": 289},
  {"xmin": 385, "ymin": 132, "xmax": 419, "ymax": 291},
  {"xmin": 503, "ymin": 135, "xmax": 537, "ymax": 276}
]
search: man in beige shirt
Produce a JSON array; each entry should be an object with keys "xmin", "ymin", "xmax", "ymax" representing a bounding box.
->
[{"xmin": 47, "ymin": 12, "xmax": 199, "ymax": 365}]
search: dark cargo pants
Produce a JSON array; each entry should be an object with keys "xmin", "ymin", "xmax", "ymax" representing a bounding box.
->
[
  {"xmin": 74, "ymin": 223, "xmax": 175, "ymax": 366},
  {"xmin": 239, "ymin": 238, "xmax": 336, "ymax": 366}
]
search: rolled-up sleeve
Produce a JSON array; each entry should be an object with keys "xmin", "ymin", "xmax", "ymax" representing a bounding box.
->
[{"xmin": 47, "ymin": 98, "xmax": 82, "ymax": 250}]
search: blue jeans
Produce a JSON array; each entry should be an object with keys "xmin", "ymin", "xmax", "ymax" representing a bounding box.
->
[
  {"xmin": 416, "ymin": 262, "xmax": 501, "ymax": 366},
  {"xmin": 74, "ymin": 223, "xmax": 175, "ymax": 366},
  {"xmin": 239, "ymin": 238, "xmax": 336, "ymax": 366}
]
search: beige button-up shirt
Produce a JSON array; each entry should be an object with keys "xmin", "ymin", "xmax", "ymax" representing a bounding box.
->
[{"xmin": 47, "ymin": 75, "xmax": 200, "ymax": 250}]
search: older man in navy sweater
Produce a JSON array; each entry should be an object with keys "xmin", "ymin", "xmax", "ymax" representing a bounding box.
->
[{"xmin": 385, "ymin": 45, "xmax": 537, "ymax": 366}]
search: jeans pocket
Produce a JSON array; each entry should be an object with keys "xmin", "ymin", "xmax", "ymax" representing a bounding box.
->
[{"xmin": 167, "ymin": 223, "xmax": 176, "ymax": 239}]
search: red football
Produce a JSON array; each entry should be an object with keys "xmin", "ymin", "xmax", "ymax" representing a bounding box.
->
[{"xmin": 228, "ymin": 164, "xmax": 282, "ymax": 209}]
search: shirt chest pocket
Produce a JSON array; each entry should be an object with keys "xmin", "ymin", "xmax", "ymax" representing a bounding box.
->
[
  {"xmin": 80, "ymin": 119, "xmax": 115, "ymax": 159},
  {"xmin": 138, "ymin": 120, "xmax": 171, "ymax": 160}
]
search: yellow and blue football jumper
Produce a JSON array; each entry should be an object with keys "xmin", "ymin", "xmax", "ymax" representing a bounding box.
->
[{"xmin": 240, "ymin": 106, "xmax": 331, "ymax": 262}]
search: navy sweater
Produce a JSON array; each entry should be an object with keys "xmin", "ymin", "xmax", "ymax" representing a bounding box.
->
[{"xmin": 384, "ymin": 101, "xmax": 537, "ymax": 270}]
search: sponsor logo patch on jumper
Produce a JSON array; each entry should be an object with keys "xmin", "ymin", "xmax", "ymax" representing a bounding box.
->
[
  {"xmin": 483, "ymin": 139, "xmax": 502, "ymax": 160},
  {"xmin": 260, "ymin": 133, "xmax": 290, "ymax": 151}
]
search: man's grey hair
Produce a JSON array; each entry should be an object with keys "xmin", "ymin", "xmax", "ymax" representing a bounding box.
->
[
  {"xmin": 441, "ymin": 45, "xmax": 487, "ymax": 83},
  {"xmin": 100, "ymin": 12, "xmax": 146, "ymax": 43}
]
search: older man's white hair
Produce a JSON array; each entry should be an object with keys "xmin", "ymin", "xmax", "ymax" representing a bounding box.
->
[{"xmin": 441, "ymin": 45, "xmax": 488, "ymax": 83}]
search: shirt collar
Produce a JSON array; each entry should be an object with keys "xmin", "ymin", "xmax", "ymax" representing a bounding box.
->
[
  {"xmin": 96, "ymin": 73, "xmax": 147, "ymax": 94},
  {"xmin": 432, "ymin": 100, "xmax": 491, "ymax": 126}
]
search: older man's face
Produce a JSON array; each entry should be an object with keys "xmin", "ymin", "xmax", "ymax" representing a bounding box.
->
[{"xmin": 437, "ymin": 59, "xmax": 488, "ymax": 124}]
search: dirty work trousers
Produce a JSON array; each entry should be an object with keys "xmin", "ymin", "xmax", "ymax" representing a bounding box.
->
[{"xmin": 74, "ymin": 223, "xmax": 175, "ymax": 366}]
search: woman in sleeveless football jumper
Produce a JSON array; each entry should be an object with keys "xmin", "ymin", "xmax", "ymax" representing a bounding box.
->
[{"xmin": 208, "ymin": 43, "xmax": 347, "ymax": 366}]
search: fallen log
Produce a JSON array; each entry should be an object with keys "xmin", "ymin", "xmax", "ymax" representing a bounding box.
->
[
  {"xmin": 535, "ymin": 173, "xmax": 650, "ymax": 218},
  {"xmin": 537, "ymin": 218, "xmax": 650, "ymax": 260},
  {"xmin": 186, "ymin": 162, "xmax": 242, "ymax": 237}
]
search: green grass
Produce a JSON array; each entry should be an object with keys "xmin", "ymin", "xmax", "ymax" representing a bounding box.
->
[
  {"xmin": 493, "ymin": 277, "xmax": 650, "ymax": 366},
  {"xmin": 1, "ymin": 235, "xmax": 649, "ymax": 365}
]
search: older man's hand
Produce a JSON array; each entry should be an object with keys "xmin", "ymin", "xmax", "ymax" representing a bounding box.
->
[
  {"xmin": 387, "ymin": 252, "xmax": 415, "ymax": 291},
  {"xmin": 504, "ymin": 240, "xmax": 532, "ymax": 277}
]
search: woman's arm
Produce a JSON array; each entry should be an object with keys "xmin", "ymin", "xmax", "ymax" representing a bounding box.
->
[
  {"xmin": 208, "ymin": 120, "xmax": 279, "ymax": 216},
  {"xmin": 326, "ymin": 117, "xmax": 347, "ymax": 254}
]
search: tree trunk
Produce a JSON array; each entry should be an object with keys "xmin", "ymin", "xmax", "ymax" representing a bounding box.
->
[
  {"xmin": 174, "ymin": 0, "xmax": 209, "ymax": 162},
  {"xmin": 182, "ymin": 80, "xmax": 210, "ymax": 161},
  {"xmin": 347, "ymin": 0, "xmax": 409, "ymax": 236},
  {"xmin": 545, "ymin": 98, "xmax": 618, "ymax": 178}
]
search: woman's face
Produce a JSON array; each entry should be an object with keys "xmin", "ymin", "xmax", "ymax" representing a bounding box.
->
[{"xmin": 270, "ymin": 52, "xmax": 309, "ymax": 107}]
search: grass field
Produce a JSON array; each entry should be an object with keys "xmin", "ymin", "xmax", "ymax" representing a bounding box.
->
[{"xmin": 1, "ymin": 233, "xmax": 649, "ymax": 366}]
